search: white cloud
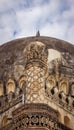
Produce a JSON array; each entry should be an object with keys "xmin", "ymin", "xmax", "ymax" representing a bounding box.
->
[{"xmin": 0, "ymin": 0, "xmax": 74, "ymax": 44}]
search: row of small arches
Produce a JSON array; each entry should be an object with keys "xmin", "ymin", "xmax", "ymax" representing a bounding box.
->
[
  {"xmin": 46, "ymin": 75, "xmax": 74, "ymax": 96},
  {"xmin": 46, "ymin": 85, "xmax": 74, "ymax": 108},
  {"xmin": 0, "ymin": 76, "xmax": 26, "ymax": 96},
  {"xmin": 0, "ymin": 75, "xmax": 74, "ymax": 97}
]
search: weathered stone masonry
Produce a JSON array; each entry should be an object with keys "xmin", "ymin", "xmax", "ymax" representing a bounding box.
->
[{"xmin": 0, "ymin": 36, "xmax": 74, "ymax": 130}]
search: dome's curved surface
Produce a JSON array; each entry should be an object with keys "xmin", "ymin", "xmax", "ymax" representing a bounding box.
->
[
  {"xmin": 0, "ymin": 36, "xmax": 74, "ymax": 54},
  {"xmin": 0, "ymin": 36, "xmax": 74, "ymax": 81}
]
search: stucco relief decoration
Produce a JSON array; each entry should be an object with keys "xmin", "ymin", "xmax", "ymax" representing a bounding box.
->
[{"xmin": 23, "ymin": 42, "xmax": 48, "ymax": 103}]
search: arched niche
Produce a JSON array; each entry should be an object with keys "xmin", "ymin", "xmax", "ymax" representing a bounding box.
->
[
  {"xmin": 64, "ymin": 116, "xmax": 71, "ymax": 128},
  {"xmin": 46, "ymin": 75, "xmax": 55, "ymax": 90},
  {"xmin": 0, "ymin": 82, "xmax": 4, "ymax": 96},
  {"xmin": 2, "ymin": 115, "xmax": 9, "ymax": 127},
  {"xmin": 71, "ymin": 83, "xmax": 74, "ymax": 96},
  {"xmin": 59, "ymin": 78, "xmax": 69, "ymax": 95},
  {"xmin": 6, "ymin": 79, "xmax": 15, "ymax": 94},
  {"xmin": 57, "ymin": 111, "xmax": 62, "ymax": 123},
  {"xmin": 19, "ymin": 76, "xmax": 26, "ymax": 89}
]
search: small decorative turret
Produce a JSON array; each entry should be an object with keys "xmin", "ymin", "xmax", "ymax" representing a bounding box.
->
[{"xmin": 36, "ymin": 30, "xmax": 40, "ymax": 36}]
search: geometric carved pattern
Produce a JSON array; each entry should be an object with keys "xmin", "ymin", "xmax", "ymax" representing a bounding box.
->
[
  {"xmin": 11, "ymin": 103, "xmax": 59, "ymax": 130},
  {"xmin": 1, "ymin": 104, "xmax": 72, "ymax": 130},
  {"xmin": 13, "ymin": 113, "xmax": 57, "ymax": 130},
  {"xmin": 26, "ymin": 65, "xmax": 45, "ymax": 102},
  {"xmin": 24, "ymin": 42, "xmax": 48, "ymax": 103}
]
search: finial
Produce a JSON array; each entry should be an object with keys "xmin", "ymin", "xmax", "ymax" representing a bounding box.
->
[{"xmin": 36, "ymin": 30, "xmax": 40, "ymax": 37}]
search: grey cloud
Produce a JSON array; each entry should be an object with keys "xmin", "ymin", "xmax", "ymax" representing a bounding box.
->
[{"xmin": 0, "ymin": 0, "xmax": 74, "ymax": 44}]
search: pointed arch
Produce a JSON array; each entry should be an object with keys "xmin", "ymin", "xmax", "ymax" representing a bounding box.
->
[
  {"xmin": 57, "ymin": 111, "xmax": 62, "ymax": 123},
  {"xmin": 71, "ymin": 83, "xmax": 74, "ymax": 96},
  {"xmin": 59, "ymin": 78, "xmax": 69, "ymax": 95},
  {"xmin": 19, "ymin": 75, "xmax": 26, "ymax": 89},
  {"xmin": 2, "ymin": 115, "xmax": 9, "ymax": 127},
  {"xmin": 64, "ymin": 116, "xmax": 71, "ymax": 128},
  {"xmin": 6, "ymin": 79, "xmax": 15, "ymax": 94},
  {"xmin": 0, "ymin": 81, "xmax": 4, "ymax": 96}
]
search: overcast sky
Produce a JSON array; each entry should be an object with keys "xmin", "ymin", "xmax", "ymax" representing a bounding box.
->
[{"xmin": 0, "ymin": 0, "xmax": 74, "ymax": 45}]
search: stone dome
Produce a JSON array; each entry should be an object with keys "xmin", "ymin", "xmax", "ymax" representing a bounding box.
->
[
  {"xmin": 0, "ymin": 35, "xmax": 74, "ymax": 130},
  {"xmin": 0, "ymin": 36, "xmax": 74, "ymax": 82}
]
